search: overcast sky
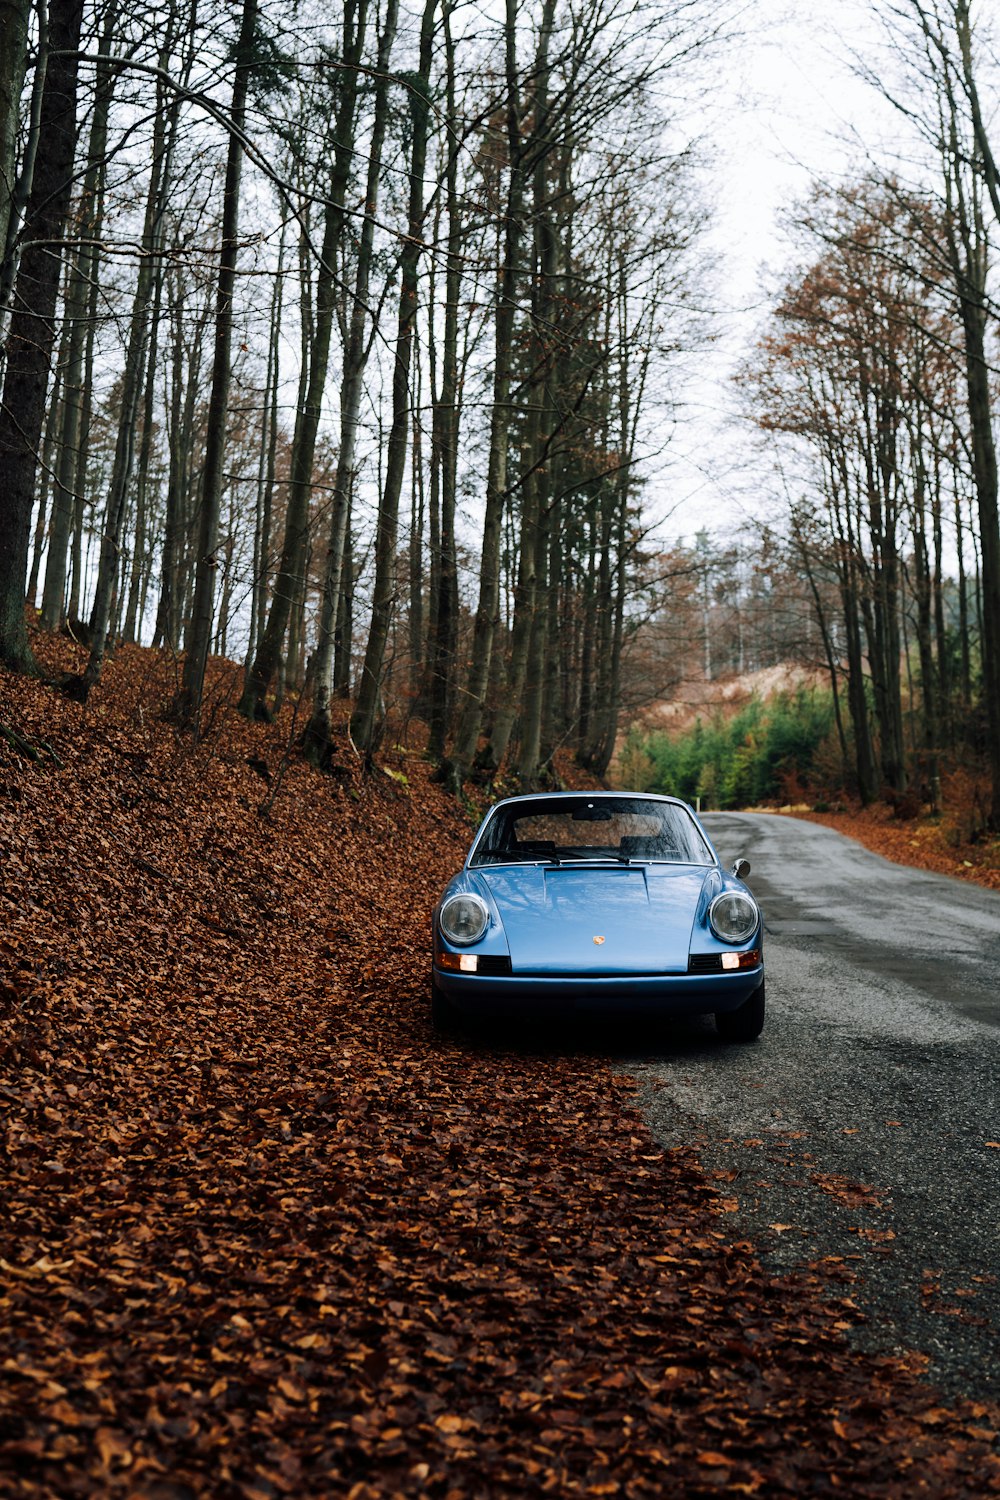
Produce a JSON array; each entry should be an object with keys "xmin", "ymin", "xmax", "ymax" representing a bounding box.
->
[{"xmin": 658, "ymin": 0, "xmax": 909, "ymax": 544}]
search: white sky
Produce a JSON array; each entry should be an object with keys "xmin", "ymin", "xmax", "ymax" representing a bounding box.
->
[{"xmin": 657, "ymin": 0, "xmax": 912, "ymax": 544}]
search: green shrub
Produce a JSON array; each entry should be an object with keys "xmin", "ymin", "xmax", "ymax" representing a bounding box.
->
[{"xmin": 624, "ymin": 688, "xmax": 836, "ymax": 810}]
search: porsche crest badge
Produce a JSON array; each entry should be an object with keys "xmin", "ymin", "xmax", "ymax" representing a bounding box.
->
[{"xmin": 593, "ymin": 935, "xmax": 605, "ymax": 945}]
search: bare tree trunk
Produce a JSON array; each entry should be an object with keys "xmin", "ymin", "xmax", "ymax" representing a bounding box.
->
[
  {"xmin": 488, "ymin": 0, "xmax": 557, "ymax": 780},
  {"xmin": 955, "ymin": 489, "xmax": 971, "ymax": 710},
  {"xmin": 351, "ymin": 0, "xmax": 436, "ymax": 757},
  {"xmin": 0, "ymin": 0, "xmax": 45, "ymax": 324},
  {"xmin": 576, "ymin": 484, "xmax": 598, "ymax": 759},
  {"xmin": 123, "ymin": 239, "xmax": 166, "ymax": 645},
  {"xmin": 438, "ymin": 0, "xmax": 525, "ymax": 788},
  {"xmin": 792, "ymin": 512, "xmax": 850, "ymax": 774},
  {"xmin": 154, "ymin": 263, "xmax": 192, "ymax": 647},
  {"xmin": 286, "ymin": 536, "xmax": 310, "ymax": 696},
  {"xmin": 239, "ymin": 0, "xmax": 370, "ymax": 721},
  {"xmin": 407, "ymin": 332, "xmax": 425, "ymax": 702},
  {"xmin": 0, "ymin": 0, "xmax": 32, "ymax": 264},
  {"xmin": 953, "ymin": 0, "xmax": 1000, "ymax": 226},
  {"xmin": 303, "ymin": 0, "xmax": 399, "ymax": 761},
  {"xmin": 39, "ymin": 8, "xmax": 116, "ymax": 630},
  {"xmin": 930, "ymin": 445, "xmax": 950, "ymax": 747},
  {"xmin": 898, "ymin": 0, "xmax": 1000, "ymax": 816},
  {"xmin": 333, "ymin": 510, "xmax": 354, "ymax": 698},
  {"xmin": 83, "ymin": 20, "xmax": 181, "ymax": 694},
  {"xmin": 426, "ymin": 0, "xmax": 460, "ymax": 761},
  {"xmin": 0, "ymin": 0, "xmax": 83, "ymax": 674},
  {"xmin": 176, "ymin": 0, "xmax": 257, "ymax": 724},
  {"xmin": 841, "ymin": 537, "xmax": 879, "ymax": 804},
  {"xmin": 28, "ymin": 348, "xmax": 64, "ymax": 602},
  {"xmin": 246, "ymin": 215, "xmax": 286, "ymax": 670}
]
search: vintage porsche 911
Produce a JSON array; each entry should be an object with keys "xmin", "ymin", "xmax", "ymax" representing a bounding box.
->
[{"xmin": 431, "ymin": 792, "xmax": 765, "ymax": 1040}]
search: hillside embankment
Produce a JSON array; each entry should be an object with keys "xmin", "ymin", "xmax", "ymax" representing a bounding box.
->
[{"xmin": 1, "ymin": 635, "xmax": 998, "ymax": 1498}]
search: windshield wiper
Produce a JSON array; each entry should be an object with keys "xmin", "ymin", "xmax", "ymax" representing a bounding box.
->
[
  {"xmin": 550, "ymin": 854, "xmax": 636, "ymax": 866},
  {"xmin": 476, "ymin": 853, "xmax": 563, "ymax": 866}
]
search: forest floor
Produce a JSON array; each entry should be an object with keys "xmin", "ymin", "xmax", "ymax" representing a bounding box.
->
[{"xmin": 1, "ymin": 635, "xmax": 999, "ymax": 1498}]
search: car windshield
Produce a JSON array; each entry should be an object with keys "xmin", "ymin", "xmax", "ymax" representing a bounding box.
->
[{"xmin": 470, "ymin": 797, "xmax": 714, "ymax": 867}]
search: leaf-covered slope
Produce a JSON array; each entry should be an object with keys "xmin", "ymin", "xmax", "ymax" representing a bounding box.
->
[{"xmin": 0, "ymin": 640, "xmax": 997, "ymax": 1498}]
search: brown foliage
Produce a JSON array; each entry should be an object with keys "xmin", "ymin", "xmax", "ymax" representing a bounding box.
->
[{"xmin": 0, "ymin": 637, "xmax": 998, "ymax": 1497}]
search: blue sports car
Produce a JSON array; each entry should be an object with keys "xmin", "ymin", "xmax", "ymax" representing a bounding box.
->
[{"xmin": 431, "ymin": 791, "xmax": 765, "ymax": 1040}]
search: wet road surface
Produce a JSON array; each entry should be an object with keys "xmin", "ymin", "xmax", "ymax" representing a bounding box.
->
[{"xmin": 630, "ymin": 812, "xmax": 1000, "ymax": 1402}]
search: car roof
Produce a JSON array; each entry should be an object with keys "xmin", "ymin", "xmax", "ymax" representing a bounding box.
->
[{"xmin": 485, "ymin": 791, "xmax": 693, "ymax": 809}]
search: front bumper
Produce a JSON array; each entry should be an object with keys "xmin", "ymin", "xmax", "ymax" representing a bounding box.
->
[{"xmin": 433, "ymin": 964, "xmax": 764, "ymax": 1017}]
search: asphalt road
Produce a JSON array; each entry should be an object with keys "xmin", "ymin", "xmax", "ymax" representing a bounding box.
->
[{"xmin": 630, "ymin": 812, "xmax": 1000, "ymax": 1403}]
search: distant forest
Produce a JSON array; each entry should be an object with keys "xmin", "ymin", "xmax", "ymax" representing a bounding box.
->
[{"xmin": 0, "ymin": 0, "xmax": 998, "ymax": 822}]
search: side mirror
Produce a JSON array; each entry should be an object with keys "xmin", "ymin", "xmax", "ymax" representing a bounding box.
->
[{"xmin": 732, "ymin": 858, "xmax": 751, "ymax": 880}]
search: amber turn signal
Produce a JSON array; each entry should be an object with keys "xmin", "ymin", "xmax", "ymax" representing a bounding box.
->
[{"xmin": 436, "ymin": 951, "xmax": 478, "ymax": 973}]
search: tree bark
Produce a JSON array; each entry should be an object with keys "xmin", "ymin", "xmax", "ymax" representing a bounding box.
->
[
  {"xmin": 302, "ymin": 0, "xmax": 399, "ymax": 761},
  {"xmin": 239, "ymin": 0, "xmax": 370, "ymax": 721},
  {"xmin": 245, "ymin": 216, "xmax": 286, "ymax": 671},
  {"xmin": 0, "ymin": 0, "xmax": 31, "ymax": 283},
  {"xmin": 351, "ymin": 0, "xmax": 437, "ymax": 756},
  {"xmin": 0, "ymin": 0, "xmax": 45, "ymax": 322},
  {"xmin": 39, "ymin": 8, "xmax": 117, "ymax": 630},
  {"xmin": 426, "ymin": 0, "xmax": 461, "ymax": 761},
  {"xmin": 176, "ymin": 0, "xmax": 257, "ymax": 724},
  {"xmin": 438, "ymin": 0, "xmax": 525, "ymax": 787},
  {"xmin": 83, "ymin": 21, "xmax": 180, "ymax": 693},
  {"xmin": 487, "ymin": 0, "xmax": 557, "ymax": 781},
  {"xmin": 0, "ymin": 0, "xmax": 83, "ymax": 673}
]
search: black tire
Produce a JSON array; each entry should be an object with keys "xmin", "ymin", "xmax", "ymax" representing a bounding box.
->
[
  {"xmin": 715, "ymin": 977, "xmax": 765, "ymax": 1042},
  {"xmin": 431, "ymin": 975, "xmax": 459, "ymax": 1034}
]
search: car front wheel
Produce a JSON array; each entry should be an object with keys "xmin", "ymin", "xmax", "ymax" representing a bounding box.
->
[{"xmin": 715, "ymin": 978, "xmax": 765, "ymax": 1042}]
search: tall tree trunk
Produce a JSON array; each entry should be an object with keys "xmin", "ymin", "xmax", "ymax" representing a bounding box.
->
[
  {"xmin": 0, "ymin": 0, "xmax": 83, "ymax": 673},
  {"xmin": 246, "ymin": 215, "xmax": 286, "ymax": 671},
  {"xmin": 154, "ymin": 266, "xmax": 189, "ymax": 648},
  {"xmin": 0, "ymin": 0, "xmax": 45, "ymax": 324},
  {"xmin": 958, "ymin": 298, "xmax": 1000, "ymax": 821},
  {"xmin": 40, "ymin": 7, "xmax": 116, "ymax": 630},
  {"xmin": 333, "ymin": 510, "xmax": 354, "ymax": 698},
  {"xmin": 351, "ymin": 0, "xmax": 436, "ymax": 757},
  {"xmin": 933, "ymin": 32, "xmax": 1000, "ymax": 816},
  {"xmin": 487, "ymin": 0, "xmax": 556, "ymax": 780},
  {"xmin": 439, "ymin": 0, "xmax": 526, "ymax": 787},
  {"xmin": 407, "ymin": 334, "xmax": 425, "ymax": 702},
  {"xmin": 575, "ymin": 484, "xmax": 598, "ymax": 760},
  {"xmin": 67, "ymin": 142, "xmax": 113, "ymax": 627},
  {"xmin": 28, "ymin": 345, "xmax": 64, "ymax": 602},
  {"xmin": 83, "ymin": 21, "xmax": 180, "ymax": 693},
  {"xmin": 426, "ymin": 0, "xmax": 460, "ymax": 761},
  {"xmin": 930, "ymin": 445, "xmax": 950, "ymax": 747},
  {"xmin": 0, "ymin": 0, "xmax": 31, "ymax": 264},
  {"xmin": 123, "ymin": 260, "xmax": 165, "ymax": 645},
  {"xmin": 303, "ymin": 0, "xmax": 399, "ymax": 761},
  {"xmin": 955, "ymin": 490, "xmax": 971, "ymax": 710},
  {"xmin": 176, "ymin": 0, "xmax": 257, "ymax": 724},
  {"xmin": 239, "ymin": 0, "xmax": 370, "ymax": 721},
  {"xmin": 910, "ymin": 434, "xmax": 940, "ymax": 810},
  {"xmin": 832, "ymin": 465, "xmax": 879, "ymax": 804}
]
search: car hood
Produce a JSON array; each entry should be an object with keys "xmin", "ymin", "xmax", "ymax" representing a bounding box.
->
[{"xmin": 475, "ymin": 863, "xmax": 713, "ymax": 974}]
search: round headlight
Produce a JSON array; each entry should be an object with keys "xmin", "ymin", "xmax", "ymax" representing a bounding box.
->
[
  {"xmin": 709, "ymin": 891, "xmax": 759, "ymax": 945},
  {"xmin": 439, "ymin": 893, "xmax": 489, "ymax": 946}
]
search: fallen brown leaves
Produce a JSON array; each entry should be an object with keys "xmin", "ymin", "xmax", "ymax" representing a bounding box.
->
[{"xmin": 1, "ymin": 636, "xmax": 998, "ymax": 1498}]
